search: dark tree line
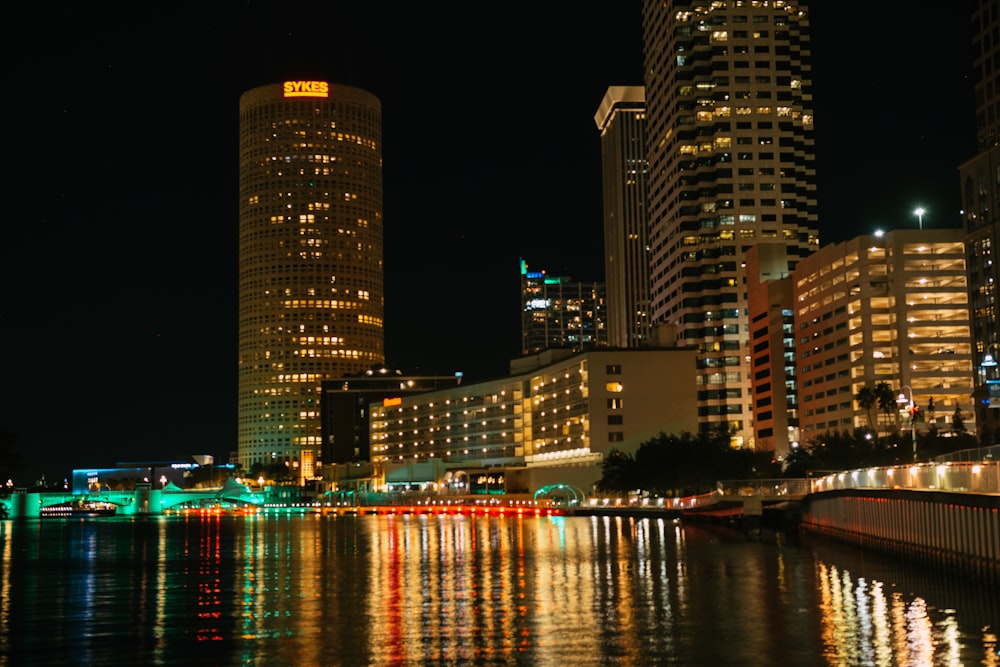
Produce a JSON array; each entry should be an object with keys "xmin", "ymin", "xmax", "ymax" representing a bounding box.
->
[
  {"xmin": 596, "ymin": 431, "xmax": 781, "ymax": 496},
  {"xmin": 597, "ymin": 428, "xmax": 982, "ymax": 496}
]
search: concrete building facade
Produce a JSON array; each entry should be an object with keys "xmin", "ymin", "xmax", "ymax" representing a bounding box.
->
[
  {"xmin": 746, "ymin": 245, "xmax": 797, "ymax": 459},
  {"xmin": 320, "ymin": 368, "xmax": 463, "ymax": 466},
  {"xmin": 366, "ymin": 348, "xmax": 698, "ymax": 495},
  {"xmin": 595, "ymin": 86, "xmax": 652, "ymax": 349},
  {"xmin": 791, "ymin": 230, "xmax": 975, "ymax": 442}
]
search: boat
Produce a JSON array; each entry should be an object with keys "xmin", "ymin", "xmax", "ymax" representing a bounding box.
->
[{"xmin": 40, "ymin": 499, "xmax": 117, "ymax": 518}]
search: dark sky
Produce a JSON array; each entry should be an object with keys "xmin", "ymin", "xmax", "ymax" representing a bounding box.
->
[{"xmin": 1, "ymin": 2, "xmax": 977, "ymax": 482}]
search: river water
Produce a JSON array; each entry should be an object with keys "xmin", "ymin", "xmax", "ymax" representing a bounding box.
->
[{"xmin": 0, "ymin": 513, "xmax": 996, "ymax": 666}]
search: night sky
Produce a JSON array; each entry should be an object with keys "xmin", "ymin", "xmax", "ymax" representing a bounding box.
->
[{"xmin": 2, "ymin": 2, "xmax": 977, "ymax": 482}]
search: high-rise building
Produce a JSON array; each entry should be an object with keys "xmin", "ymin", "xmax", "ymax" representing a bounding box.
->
[
  {"xmin": 238, "ymin": 81, "xmax": 385, "ymax": 483},
  {"xmin": 791, "ymin": 229, "xmax": 975, "ymax": 442},
  {"xmin": 747, "ymin": 229, "xmax": 977, "ymax": 456},
  {"xmin": 520, "ymin": 259, "xmax": 607, "ymax": 355},
  {"xmin": 971, "ymin": 0, "xmax": 1000, "ymax": 151},
  {"xmin": 641, "ymin": 1, "xmax": 819, "ymax": 446},
  {"xmin": 595, "ymin": 86, "xmax": 652, "ymax": 348},
  {"xmin": 961, "ymin": 0, "xmax": 1000, "ymax": 443},
  {"xmin": 745, "ymin": 244, "xmax": 797, "ymax": 459}
]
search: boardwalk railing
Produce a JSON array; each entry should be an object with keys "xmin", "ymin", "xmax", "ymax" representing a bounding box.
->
[
  {"xmin": 809, "ymin": 460, "xmax": 1000, "ymax": 495},
  {"xmin": 583, "ymin": 459, "xmax": 1000, "ymax": 514},
  {"xmin": 583, "ymin": 479, "xmax": 810, "ymax": 513}
]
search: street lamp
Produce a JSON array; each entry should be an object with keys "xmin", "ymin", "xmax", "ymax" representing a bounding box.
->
[
  {"xmin": 982, "ymin": 346, "xmax": 998, "ymax": 376},
  {"xmin": 914, "ymin": 207, "xmax": 926, "ymax": 230},
  {"xmin": 981, "ymin": 344, "xmax": 999, "ymax": 408},
  {"xmin": 897, "ymin": 386, "xmax": 917, "ymax": 460}
]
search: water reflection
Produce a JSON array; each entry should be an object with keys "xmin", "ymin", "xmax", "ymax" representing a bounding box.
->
[{"xmin": 0, "ymin": 514, "xmax": 996, "ymax": 666}]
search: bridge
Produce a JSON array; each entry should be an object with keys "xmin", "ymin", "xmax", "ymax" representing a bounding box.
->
[{"xmin": 1, "ymin": 478, "xmax": 263, "ymax": 518}]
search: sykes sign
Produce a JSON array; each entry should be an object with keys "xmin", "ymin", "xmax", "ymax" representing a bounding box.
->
[{"xmin": 283, "ymin": 81, "xmax": 330, "ymax": 98}]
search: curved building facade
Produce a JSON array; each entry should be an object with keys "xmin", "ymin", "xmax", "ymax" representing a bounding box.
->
[{"xmin": 238, "ymin": 81, "xmax": 384, "ymax": 482}]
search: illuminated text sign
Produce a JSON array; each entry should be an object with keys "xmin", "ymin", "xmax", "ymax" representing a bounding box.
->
[{"xmin": 283, "ymin": 81, "xmax": 330, "ymax": 98}]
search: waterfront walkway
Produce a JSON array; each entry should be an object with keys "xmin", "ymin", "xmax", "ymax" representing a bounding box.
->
[{"xmin": 3, "ymin": 453, "xmax": 998, "ymax": 524}]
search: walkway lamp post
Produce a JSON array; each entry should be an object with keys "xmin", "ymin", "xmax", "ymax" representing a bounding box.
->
[
  {"xmin": 981, "ymin": 345, "xmax": 998, "ymax": 382},
  {"xmin": 981, "ymin": 346, "xmax": 999, "ymax": 440},
  {"xmin": 914, "ymin": 207, "xmax": 926, "ymax": 230},
  {"xmin": 897, "ymin": 386, "xmax": 917, "ymax": 460}
]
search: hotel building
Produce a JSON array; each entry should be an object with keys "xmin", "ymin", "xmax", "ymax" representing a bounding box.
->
[
  {"xmin": 238, "ymin": 81, "xmax": 385, "ymax": 482},
  {"xmin": 641, "ymin": 1, "xmax": 819, "ymax": 446},
  {"xmin": 320, "ymin": 368, "xmax": 463, "ymax": 465},
  {"xmin": 594, "ymin": 86, "xmax": 652, "ymax": 349},
  {"xmin": 367, "ymin": 348, "xmax": 698, "ymax": 495}
]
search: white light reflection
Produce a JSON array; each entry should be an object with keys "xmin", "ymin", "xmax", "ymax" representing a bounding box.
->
[
  {"xmin": 905, "ymin": 598, "xmax": 934, "ymax": 665},
  {"xmin": 816, "ymin": 564, "xmax": 970, "ymax": 664},
  {"xmin": 871, "ymin": 581, "xmax": 892, "ymax": 665}
]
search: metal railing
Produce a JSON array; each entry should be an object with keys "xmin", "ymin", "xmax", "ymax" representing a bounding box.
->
[
  {"xmin": 716, "ymin": 478, "xmax": 813, "ymax": 498},
  {"xmin": 931, "ymin": 444, "xmax": 998, "ymax": 463},
  {"xmin": 809, "ymin": 460, "xmax": 1000, "ymax": 495},
  {"xmin": 584, "ymin": 458, "xmax": 1000, "ymax": 513}
]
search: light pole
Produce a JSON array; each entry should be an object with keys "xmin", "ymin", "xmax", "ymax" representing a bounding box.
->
[
  {"xmin": 897, "ymin": 386, "xmax": 917, "ymax": 460},
  {"xmin": 914, "ymin": 207, "xmax": 926, "ymax": 230},
  {"xmin": 981, "ymin": 343, "xmax": 999, "ymax": 403},
  {"xmin": 981, "ymin": 345, "xmax": 998, "ymax": 379},
  {"xmin": 981, "ymin": 345, "xmax": 999, "ymax": 444}
]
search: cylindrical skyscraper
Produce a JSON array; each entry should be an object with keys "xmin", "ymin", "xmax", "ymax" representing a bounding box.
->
[{"xmin": 238, "ymin": 81, "xmax": 384, "ymax": 482}]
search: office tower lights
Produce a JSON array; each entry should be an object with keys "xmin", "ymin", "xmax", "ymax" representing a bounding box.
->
[
  {"xmin": 641, "ymin": 1, "xmax": 819, "ymax": 446},
  {"xmin": 595, "ymin": 86, "xmax": 652, "ymax": 349},
  {"xmin": 238, "ymin": 81, "xmax": 385, "ymax": 483}
]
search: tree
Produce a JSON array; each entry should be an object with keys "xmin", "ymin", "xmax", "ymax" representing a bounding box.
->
[
  {"xmin": 952, "ymin": 406, "xmax": 966, "ymax": 434},
  {"xmin": 596, "ymin": 449, "xmax": 636, "ymax": 494},
  {"xmin": 785, "ymin": 429, "xmax": 906, "ymax": 474},
  {"xmin": 855, "ymin": 386, "xmax": 877, "ymax": 431},
  {"xmin": 186, "ymin": 465, "xmax": 231, "ymax": 489},
  {"xmin": 874, "ymin": 382, "xmax": 899, "ymax": 435},
  {"xmin": 249, "ymin": 462, "xmax": 295, "ymax": 484},
  {"xmin": 594, "ymin": 430, "xmax": 777, "ymax": 497}
]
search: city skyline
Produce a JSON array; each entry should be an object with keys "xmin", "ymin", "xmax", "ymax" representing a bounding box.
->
[{"xmin": 2, "ymin": 2, "xmax": 978, "ymax": 481}]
